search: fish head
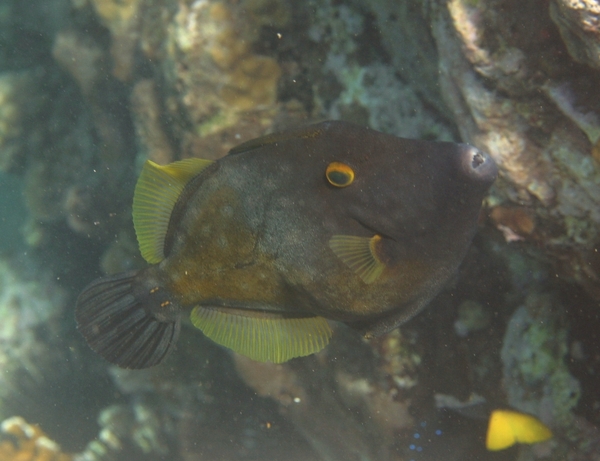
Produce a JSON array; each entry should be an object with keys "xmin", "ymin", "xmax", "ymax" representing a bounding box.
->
[
  {"xmin": 210, "ymin": 121, "xmax": 497, "ymax": 330},
  {"xmin": 304, "ymin": 122, "xmax": 497, "ymax": 249},
  {"xmin": 256, "ymin": 121, "xmax": 497, "ymax": 327}
]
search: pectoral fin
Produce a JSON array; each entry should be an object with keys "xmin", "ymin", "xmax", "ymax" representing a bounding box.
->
[
  {"xmin": 190, "ymin": 306, "xmax": 332, "ymax": 363},
  {"xmin": 133, "ymin": 158, "xmax": 213, "ymax": 263},
  {"xmin": 328, "ymin": 234, "xmax": 385, "ymax": 284}
]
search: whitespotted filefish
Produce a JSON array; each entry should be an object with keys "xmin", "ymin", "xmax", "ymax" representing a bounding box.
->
[{"xmin": 75, "ymin": 121, "xmax": 497, "ymax": 368}]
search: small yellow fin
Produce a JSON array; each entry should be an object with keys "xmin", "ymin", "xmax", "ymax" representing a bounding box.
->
[
  {"xmin": 328, "ymin": 234, "xmax": 385, "ymax": 284},
  {"xmin": 133, "ymin": 158, "xmax": 213, "ymax": 263},
  {"xmin": 486, "ymin": 409, "xmax": 553, "ymax": 451},
  {"xmin": 190, "ymin": 306, "xmax": 332, "ymax": 363}
]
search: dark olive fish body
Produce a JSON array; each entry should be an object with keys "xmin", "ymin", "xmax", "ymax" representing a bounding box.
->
[{"xmin": 76, "ymin": 121, "xmax": 496, "ymax": 368}]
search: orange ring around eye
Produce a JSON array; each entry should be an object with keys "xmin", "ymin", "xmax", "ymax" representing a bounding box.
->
[{"xmin": 326, "ymin": 162, "xmax": 355, "ymax": 187}]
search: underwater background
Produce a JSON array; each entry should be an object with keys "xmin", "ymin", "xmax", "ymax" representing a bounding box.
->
[{"xmin": 0, "ymin": 0, "xmax": 599, "ymax": 460}]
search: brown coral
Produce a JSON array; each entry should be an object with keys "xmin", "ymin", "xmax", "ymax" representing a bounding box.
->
[
  {"xmin": 0, "ymin": 417, "xmax": 72, "ymax": 461},
  {"xmin": 165, "ymin": 0, "xmax": 282, "ymax": 139},
  {"xmin": 490, "ymin": 206, "xmax": 536, "ymax": 242},
  {"xmin": 88, "ymin": 0, "xmax": 142, "ymax": 81}
]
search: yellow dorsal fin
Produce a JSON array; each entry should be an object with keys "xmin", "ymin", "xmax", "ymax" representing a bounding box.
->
[
  {"xmin": 486, "ymin": 409, "xmax": 553, "ymax": 451},
  {"xmin": 133, "ymin": 158, "xmax": 213, "ymax": 263},
  {"xmin": 190, "ymin": 306, "xmax": 332, "ymax": 363},
  {"xmin": 328, "ymin": 234, "xmax": 385, "ymax": 284}
]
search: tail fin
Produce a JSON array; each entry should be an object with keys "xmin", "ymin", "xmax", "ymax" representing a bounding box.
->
[{"xmin": 75, "ymin": 270, "xmax": 181, "ymax": 369}]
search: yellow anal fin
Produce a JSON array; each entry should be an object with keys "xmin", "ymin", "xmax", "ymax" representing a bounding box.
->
[
  {"xmin": 133, "ymin": 158, "xmax": 213, "ymax": 263},
  {"xmin": 190, "ymin": 306, "xmax": 332, "ymax": 363},
  {"xmin": 486, "ymin": 409, "xmax": 553, "ymax": 451},
  {"xmin": 328, "ymin": 234, "xmax": 385, "ymax": 284}
]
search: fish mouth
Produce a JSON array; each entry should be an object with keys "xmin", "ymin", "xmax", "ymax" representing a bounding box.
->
[{"xmin": 457, "ymin": 144, "xmax": 498, "ymax": 186}]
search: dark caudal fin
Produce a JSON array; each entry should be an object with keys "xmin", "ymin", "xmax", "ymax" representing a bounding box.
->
[{"xmin": 75, "ymin": 270, "xmax": 181, "ymax": 369}]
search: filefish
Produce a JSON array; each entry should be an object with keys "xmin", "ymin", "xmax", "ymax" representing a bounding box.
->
[{"xmin": 76, "ymin": 121, "xmax": 497, "ymax": 368}]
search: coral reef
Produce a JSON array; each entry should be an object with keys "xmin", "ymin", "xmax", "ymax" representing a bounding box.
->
[
  {"xmin": 0, "ymin": 0, "xmax": 599, "ymax": 460},
  {"xmin": 130, "ymin": 79, "xmax": 174, "ymax": 166},
  {"xmin": 453, "ymin": 300, "xmax": 492, "ymax": 337},
  {"xmin": 0, "ymin": 416, "xmax": 72, "ymax": 461},
  {"xmin": 550, "ymin": 0, "xmax": 600, "ymax": 70},
  {"xmin": 0, "ymin": 32, "xmax": 134, "ymax": 256},
  {"xmin": 86, "ymin": 0, "xmax": 143, "ymax": 81},
  {"xmin": 500, "ymin": 292, "xmax": 600, "ymax": 460},
  {"xmin": 501, "ymin": 294, "xmax": 580, "ymax": 454},
  {"xmin": 232, "ymin": 327, "xmax": 423, "ymax": 461},
  {"xmin": 0, "ymin": 172, "xmax": 27, "ymax": 253},
  {"xmin": 0, "ymin": 257, "xmax": 67, "ymax": 419},
  {"xmin": 0, "ymin": 253, "xmax": 114, "ymax": 453},
  {"xmin": 159, "ymin": 0, "xmax": 285, "ymax": 157},
  {"xmin": 0, "ymin": 71, "xmax": 45, "ymax": 173},
  {"xmin": 80, "ymin": 327, "xmax": 320, "ymax": 460},
  {"xmin": 307, "ymin": 0, "xmax": 455, "ymax": 139},
  {"xmin": 72, "ymin": 403, "xmax": 170, "ymax": 461},
  {"xmin": 417, "ymin": 0, "xmax": 600, "ymax": 298}
]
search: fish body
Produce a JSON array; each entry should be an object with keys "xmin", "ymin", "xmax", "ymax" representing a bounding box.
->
[{"xmin": 76, "ymin": 121, "xmax": 497, "ymax": 368}]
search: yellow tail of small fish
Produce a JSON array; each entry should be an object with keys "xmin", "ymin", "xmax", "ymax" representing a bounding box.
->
[{"xmin": 486, "ymin": 409, "xmax": 553, "ymax": 451}]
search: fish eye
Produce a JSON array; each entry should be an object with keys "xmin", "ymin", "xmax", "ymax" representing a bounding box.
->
[{"xmin": 326, "ymin": 162, "xmax": 355, "ymax": 187}]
